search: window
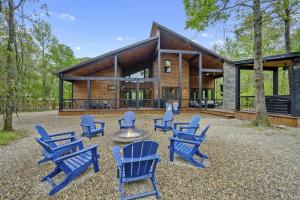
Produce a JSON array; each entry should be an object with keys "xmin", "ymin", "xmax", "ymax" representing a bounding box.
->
[
  {"xmin": 163, "ymin": 87, "xmax": 179, "ymax": 100},
  {"xmin": 164, "ymin": 59, "xmax": 172, "ymax": 73}
]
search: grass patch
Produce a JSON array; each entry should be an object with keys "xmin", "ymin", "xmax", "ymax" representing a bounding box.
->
[{"xmin": 0, "ymin": 130, "xmax": 29, "ymax": 145}]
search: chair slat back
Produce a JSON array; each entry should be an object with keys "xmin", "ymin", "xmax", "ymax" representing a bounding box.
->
[
  {"xmin": 163, "ymin": 111, "xmax": 173, "ymax": 127},
  {"xmin": 35, "ymin": 138, "xmax": 57, "ymax": 157},
  {"xmin": 186, "ymin": 115, "xmax": 200, "ymax": 135},
  {"xmin": 123, "ymin": 141, "xmax": 158, "ymax": 178},
  {"xmin": 35, "ymin": 125, "xmax": 56, "ymax": 148},
  {"xmin": 81, "ymin": 115, "xmax": 96, "ymax": 131},
  {"xmin": 124, "ymin": 111, "xmax": 135, "ymax": 125}
]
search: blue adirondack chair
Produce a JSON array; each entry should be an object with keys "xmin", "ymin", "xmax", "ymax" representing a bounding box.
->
[
  {"xmin": 35, "ymin": 138, "xmax": 100, "ymax": 195},
  {"xmin": 35, "ymin": 125, "xmax": 77, "ymax": 164},
  {"xmin": 80, "ymin": 115, "xmax": 105, "ymax": 139},
  {"xmin": 153, "ymin": 111, "xmax": 174, "ymax": 133},
  {"xmin": 112, "ymin": 140, "xmax": 161, "ymax": 200},
  {"xmin": 118, "ymin": 111, "xmax": 136, "ymax": 129},
  {"xmin": 172, "ymin": 115, "xmax": 200, "ymax": 137},
  {"xmin": 169, "ymin": 125, "xmax": 210, "ymax": 168}
]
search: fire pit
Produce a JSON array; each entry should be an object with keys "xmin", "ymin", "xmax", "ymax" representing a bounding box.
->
[{"xmin": 111, "ymin": 128, "xmax": 150, "ymax": 143}]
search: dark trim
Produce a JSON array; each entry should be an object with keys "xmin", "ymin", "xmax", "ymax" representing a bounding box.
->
[
  {"xmin": 87, "ymin": 80, "xmax": 91, "ymax": 109},
  {"xmin": 114, "ymin": 55, "xmax": 118, "ymax": 108},
  {"xmin": 160, "ymin": 48, "xmax": 201, "ymax": 55},
  {"xmin": 291, "ymin": 59, "xmax": 300, "ymax": 117},
  {"xmin": 59, "ymin": 76, "xmax": 63, "ymax": 111},
  {"xmin": 273, "ymin": 68, "xmax": 278, "ymax": 96},
  {"xmin": 235, "ymin": 67, "xmax": 241, "ymax": 110},
  {"xmin": 55, "ymin": 36, "xmax": 159, "ymax": 75},
  {"xmin": 136, "ymin": 81, "xmax": 139, "ymax": 108},
  {"xmin": 202, "ymin": 68, "xmax": 224, "ymax": 73},
  {"xmin": 63, "ymin": 75, "xmax": 158, "ymax": 82},
  {"xmin": 178, "ymin": 52, "xmax": 182, "ymax": 107},
  {"xmin": 198, "ymin": 53, "xmax": 203, "ymax": 107},
  {"xmin": 157, "ymin": 50, "xmax": 161, "ymax": 108},
  {"xmin": 152, "ymin": 21, "xmax": 231, "ymax": 63},
  {"xmin": 234, "ymin": 51, "xmax": 300, "ymax": 66}
]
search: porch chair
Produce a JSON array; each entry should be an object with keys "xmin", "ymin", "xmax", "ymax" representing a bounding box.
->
[
  {"xmin": 112, "ymin": 140, "xmax": 161, "ymax": 200},
  {"xmin": 153, "ymin": 111, "xmax": 174, "ymax": 133},
  {"xmin": 35, "ymin": 138, "xmax": 100, "ymax": 195},
  {"xmin": 80, "ymin": 115, "xmax": 105, "ymax": 139},
  {"xmin": 172, "ymin": 115, "xmax": 200, "ymax": 137},
  {"xmin": 169, "ymin": 125, "xmax": 210, "ymax": 168},
  {"xmin": 35, "ymin": 125, "xmax": 77, "ymax": 164},
  {"xmin": 118, "ymin": 111, "xmax": 136, "ymax": 129}
]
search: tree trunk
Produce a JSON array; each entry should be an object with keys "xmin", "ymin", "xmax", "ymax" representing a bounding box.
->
[
  {"xmin": 252, "ymin": 0, "xmax": 270, "ymax": 126},
  {"xmin": 3, "ymin": 0, "xmax": 15, "ymax": 131},
  {"xmin": 283, "ymin": 0, "xmax": 292, "ymax": 95}
]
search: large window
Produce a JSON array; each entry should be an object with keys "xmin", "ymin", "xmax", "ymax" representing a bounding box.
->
[
  {"xmin": 164, "ymin": 60, "xmax": 172, "ymax": 73},
  {"xmin": 163, "ymin": 87, "xmax": 179, "ymax": 100}
]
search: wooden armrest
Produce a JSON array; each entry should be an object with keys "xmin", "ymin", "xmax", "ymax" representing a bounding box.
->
[
  {"xmin": 44, "ymin": 136, "xmax": 75, "ymax": 143},
  {"xmin": 50, "ymin": 130, "xmax": 76, "ymax": 137}
]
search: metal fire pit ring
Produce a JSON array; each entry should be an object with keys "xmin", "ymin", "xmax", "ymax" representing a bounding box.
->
[{"xmin": 111, "ymin": 128, "xmax": 150, "ymax": 143}]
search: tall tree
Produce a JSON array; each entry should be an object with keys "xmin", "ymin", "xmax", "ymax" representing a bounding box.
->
[
  {"xmin": 32, "ymin": 20, "xmax": 55, "ymax": 109},
  {"xmin": 272, "ymin": 0, "xmax": 300, "ymax": 94},
  {"xmin": 183, "ymin": 0, "xmax": 270, "ymax": 126}
]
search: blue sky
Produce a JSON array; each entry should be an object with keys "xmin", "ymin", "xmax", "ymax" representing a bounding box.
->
[{"xmin": 40, "ymin": 0, "xmax": 230, "ymax": 58}]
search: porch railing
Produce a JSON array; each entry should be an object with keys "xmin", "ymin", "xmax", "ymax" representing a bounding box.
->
[
  {"xmin": 240, "ymin": 95, "xmax": 291, "ymax": 115},
  {"xmin": 62, "ymin": 98, "xmax": 223, "ymax": 110}
]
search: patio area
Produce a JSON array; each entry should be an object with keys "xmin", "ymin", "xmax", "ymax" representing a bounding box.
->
[{"xmin": 0, "ymin": 111, "xmax": 299, "ymax": 199}]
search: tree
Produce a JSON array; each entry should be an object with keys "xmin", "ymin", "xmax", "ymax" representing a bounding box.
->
[
  {"xmin": 32, "ymin": 20, "xmax": 55, "ymax": 109},
  {"xmin": 183, "ymin": 0, "xmax": 271, "ymax": 126},
  {"xmin": 271, "ymin": 0, "xmax": 300, "ymax": 94}
]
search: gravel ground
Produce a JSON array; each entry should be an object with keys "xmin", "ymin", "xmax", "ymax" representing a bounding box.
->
[{"xmin": 0, "ymin": 111, "xmax": 299, "ymax": 200}]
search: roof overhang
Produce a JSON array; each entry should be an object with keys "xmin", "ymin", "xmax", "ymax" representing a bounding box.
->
[{"xmin": 56, "ymin": 36, "xmax": 158, "ymax": 76}]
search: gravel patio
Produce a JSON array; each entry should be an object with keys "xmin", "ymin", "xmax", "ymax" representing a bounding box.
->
[{"xmin": 0, "ymin": 111, "xmax": 299, "ymax": 199}]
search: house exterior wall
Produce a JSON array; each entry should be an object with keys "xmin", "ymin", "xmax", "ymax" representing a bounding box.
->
[
  {"xmin": 223, "ymin": 61, "xmax": 236, "ymax": 110},
  {"xmin": 72, "ymin": 67, "xmax": 120, "ymax": 100},
  {"xmin": 153, "ymin": 53, "xmax": 190, "ymax": 107}
]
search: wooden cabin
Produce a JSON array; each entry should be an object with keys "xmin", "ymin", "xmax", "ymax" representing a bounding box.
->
[
  {"xmin": 56, "ymin": 22, "xmax": 228, "ymax": 111},
  {"xmin": 56, "ymin": 22, "xmax": 300, "ymax": 127}
]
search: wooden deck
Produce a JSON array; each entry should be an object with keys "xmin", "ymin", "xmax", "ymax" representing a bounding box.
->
[
  {"xmin": 58, "ymin": 107, "xmax": 235, "ymax": 118},
  {"xmin": 59, "ymin": 108, "xmax": 300, "ymax": 127}
]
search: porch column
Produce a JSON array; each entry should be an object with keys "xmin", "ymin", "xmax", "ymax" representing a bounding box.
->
[
  {"xmin": 178, "ymin": 52, "xmax": 182, "ymax": 107},
  {"xmin": 291, "ymin": 59, "xmax": 300, "ymax": 117},
  {"xmin": 198, "ymin": 53, "xmax": 203, "ymax": 108},
  {"xmin": 114, "ymin": 55, "xmax": 119, "ymax": 109},
  {"xmin": 136, "ymin": 81, "xmax": 139, "ymax": 108},
  {"xmin": 273, "ymin": 68, "xmax": 278, "ymax": 96},
  {"xmin": 236, "ymin": 67, "xmax": 241, "ymax": 110},
  {"xmin": 87, "ymin": 80, "xmax": 91, "ymax": 109},
  {"xmin": 223, "ymin": 61, "xmax": 237, "ymax": 110},
  {"xmin": 157, "ymin": 51, "xmax": 161, "ymax": 108},
  {"xmin": 58, "ymin": 75, "xmax": 64, "ymax": 111}
]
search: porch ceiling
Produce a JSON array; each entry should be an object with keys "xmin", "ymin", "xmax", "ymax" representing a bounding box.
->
[{"xmin": 58, "ymin": 37, "xmax": 158, "ymax": 76}]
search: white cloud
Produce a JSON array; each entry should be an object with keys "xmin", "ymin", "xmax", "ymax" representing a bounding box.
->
[
  {"xmin": 58, "ymin": 13, "xmax": 75, "ymax": 21},
  {"xmin": 115, "ymin": 36, "xmax": 135, "ymax": 42},
  {"xmin": 75, "ymin": 46, "xmax": 81, "ymax": 51},
  {"xmin": 211, "ymin": 39, "xmax": 224, "ymax": 46}
]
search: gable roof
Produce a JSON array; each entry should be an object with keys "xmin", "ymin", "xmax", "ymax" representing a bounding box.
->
[
  {"xmin": 150, "ymin": 21, "xmax": 232, "ymax": 63},
  {"xmin": 56, "ymin": 36, "xmax": 158, "ymax": 76}
]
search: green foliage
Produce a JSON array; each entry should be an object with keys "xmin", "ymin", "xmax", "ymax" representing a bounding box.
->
[{"xmin": 0, "ymin": 130, "xmax": 28, "ymax": 145}]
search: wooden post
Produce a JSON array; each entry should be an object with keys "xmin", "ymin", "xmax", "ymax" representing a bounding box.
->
[
  {"xmin": 87, "ymin": 80, "xmax": 91, "ymax": 109},
  {"xmin": 273, "ymin": 68, "xmax": 278, "ymax": 96},
  {"xmin": 178, "ymin": 52, "xmax": 182, "ymax": 107},
  {"xmin": 114, "ymin": 55, "xmax": 119, "ymax": 108},
  {"xmin": 198, "ymin": 53, "xmax": 202, "ymax": 108},
  {"xmin": 291, "ymin": 59, "xmax": 300, "ymax": 117},
  {"xmin": 157, "ymin": 50, "xmax": 161, "ymax": 108},
  {"xmin": 58, "ymin": 75, "xmax": 63, "ymax": 111},
  {"xmin": 136, "ymin": 81, "xmax": 139, "ymax": 108},
  {"xmin": 236, "ymin": 67, "xmax": 241, "ymax": 110}
]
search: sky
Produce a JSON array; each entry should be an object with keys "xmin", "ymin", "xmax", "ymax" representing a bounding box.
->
[{"xmin": 38, "ymin": 0, "xmax": 230, "ymax": 58}]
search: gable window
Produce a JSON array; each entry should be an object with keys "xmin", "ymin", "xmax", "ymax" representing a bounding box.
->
[{"xmin": 164, "ymin": 59, "xmax": 172, "ymax": 73}]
